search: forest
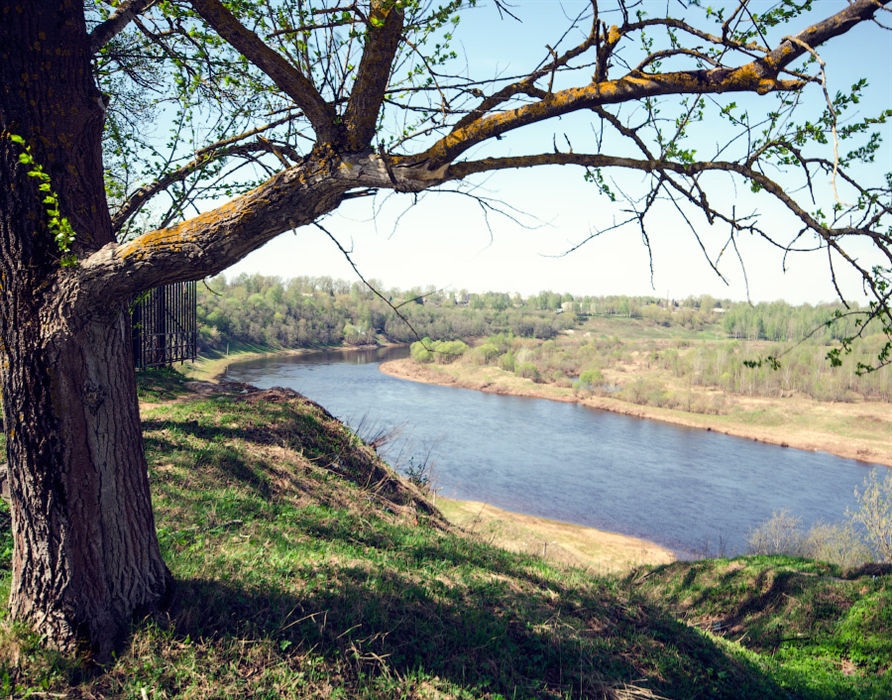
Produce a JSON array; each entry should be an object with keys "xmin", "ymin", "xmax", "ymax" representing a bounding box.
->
[
  {"xmin": 195, "ymin": 273, "xmax": 891, "ymax": 404},
  {"xmin": 198, "ymin": 272, "xmax": 869, "ymax": 348}
]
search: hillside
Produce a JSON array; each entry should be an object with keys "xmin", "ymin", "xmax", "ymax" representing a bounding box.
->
[{"xmin": 0, "ymin": 371, "xmax": 889, "ymax": 698}]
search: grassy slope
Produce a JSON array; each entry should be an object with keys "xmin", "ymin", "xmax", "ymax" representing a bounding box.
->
[
  {"xmin": 0, "ymin": 371, "xmax": 887, "ymax": 698},
  {"xmin": 631, "ymin": 557, "xmax": 892, "ymax": 699}
]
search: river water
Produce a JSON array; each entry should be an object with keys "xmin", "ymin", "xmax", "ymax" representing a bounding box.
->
[{"xmin": 224, "ymin": 346, "xmax": 884, "ymax": 558}]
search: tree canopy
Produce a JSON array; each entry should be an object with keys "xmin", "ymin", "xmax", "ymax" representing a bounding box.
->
[
  {"xmin": 1, "ymin": 0, "xmax": 891, "ymax": 652},
  {"xmin": 90, "ymin": 0, "xmax": 892, "ymax": 361}
]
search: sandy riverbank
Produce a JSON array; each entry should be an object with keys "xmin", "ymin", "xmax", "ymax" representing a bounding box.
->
[
  {"xmin": 380, "ymin": 358, "xmax": 892, "ymax": 468},
  {"xmin": 437, "ymin": 498, "xmax": 674, "ymax": 572}
]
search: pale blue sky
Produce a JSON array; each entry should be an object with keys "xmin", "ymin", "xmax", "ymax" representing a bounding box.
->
[{"xmin": 225, "ymin": 1, "xmax": 892, "ymax": 303}]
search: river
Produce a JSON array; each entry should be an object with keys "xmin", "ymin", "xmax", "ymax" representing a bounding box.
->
[{"xmin": 224, "ymin": 346, "xmax": 883, "ymax": 558}]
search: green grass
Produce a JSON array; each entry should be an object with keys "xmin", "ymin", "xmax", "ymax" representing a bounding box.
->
[
  {"xmin": 136, "ymin": 366, "xmax": 197, "ymax": 402},
  {"xmin": 581, "ymin": 315, "xmax": 727, "ymax": 341},
  {"xmin": 0, "ymin": 372, "xmax": 889, "ymax": 698},
  {"xmin": 180, "ymin": 341, "xmax": 281, "ymax": 381},
  {"xmin": 630, "ymin": 557, "xmax": 892, "ymax": 699}
]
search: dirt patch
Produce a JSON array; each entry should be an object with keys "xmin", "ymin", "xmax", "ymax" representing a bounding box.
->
[{"xmin": 185, "ymin": 379, "xmax": 259, "ymax": 396}]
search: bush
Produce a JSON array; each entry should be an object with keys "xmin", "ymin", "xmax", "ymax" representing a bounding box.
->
[
  {"xmin": 802, "ymin": 521, "xmax": 873, "ymax": 568},
  {"xmin": 619, "ymin": 378, "xmax": 648, "ymax": 405},
  {"xmin": 410, "ymin": 339, "xmax": 434, "ymax": 364},
  {"xmin": 646, "ymin": 385, "xmax": 668, "ymax": 407},
  {"xmin": 473, "ymin": 343, "xmax": 501, "ymax": 365},
  {"xmin": 746, "ymin": 510, "xmax": 804, "ymax": 556},
  {"xmin": 498, "ymin": 351, "xmax": 515, "ymax": 373},
  {"xmin": 576, "ymin": 368, "xmax": 604, "ymax": 390},
  {"xmin": 620, "ymin": 378, "xmax": 667, "ymax": 406},
  {"xmin": 848, "ymin": 469, "xmax": 892, "ymax": 562},
  {"xmin": 411, "ymin": 338, "xmax": 468, "ymax": 365},
  {"xmin": 747, "ymin": 510, "xmax": 876, "ymax": 567},
  {"xmin": 433, "ymin": 339, "xmax": 469, "ymax": 364},
  {"xmin": 515, "ymin": 362, "xmax": 540, "ymax": 382}
]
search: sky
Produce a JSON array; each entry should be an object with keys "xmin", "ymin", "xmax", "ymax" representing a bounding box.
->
[{"xmin": 224, "ymin": 1, "xmax": 892, "ymax": 304}]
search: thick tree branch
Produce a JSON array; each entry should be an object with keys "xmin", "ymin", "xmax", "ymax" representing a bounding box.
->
[
  {"xmin": 80, "ymin": 152, "xmax": 423, "ymax": 300},
  {"xmin": 189, "ymin": 0, "xmax": 337, "ymax": 142},
  {"xmin": 454, "ymin": 9, "xmax": 598, "ymax": 132},
  {"xmin": 764, "ymin": 0, "xmax": 892, "ymax": 68},
  {"xmin": 82, "ymin": 162, "xmax": 344, "ymax": 301},
  {"xmin": 421, "ymin": 67, "xmax": 804, "ymax": 166},
  {"xmin": 111, "ymin": 116, "xmax": 299, "ymax": 234},
  {"xmin": 342, "ymin": 1, "xmax": 405, "ymax": 151},
  {"xmin": 89, "ymin": 0, "xmax": 156, "ymax": 54},
  {"xmin": 418, "ymin": 0, "xmax": 892, "ymax": 167}
]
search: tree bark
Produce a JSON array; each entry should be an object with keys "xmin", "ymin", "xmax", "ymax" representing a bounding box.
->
[
  {"xmin": 0, "ymin": 302, "xmax": 172, "ymax": 658},
  {"xmin": 0, "ymin": 0, "xmax": 171, "ymax": 656}
]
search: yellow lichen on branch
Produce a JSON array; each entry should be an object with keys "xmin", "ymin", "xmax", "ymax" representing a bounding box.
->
[
  {"xmin": 116, "ymin": 195, "xmax": 247, "ymax": 261},
  {"xmin": 421, "ymin": 62, "xmax": 799, "ymax": 166}
]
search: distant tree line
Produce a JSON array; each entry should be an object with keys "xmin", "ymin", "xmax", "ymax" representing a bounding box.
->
[
  {"xmin": 198, "ymin": 273, "xmax": 874, "ymax": 359},
  {"xmin": 196, "ymin": 274, "xmax": 578, "ymax": 351}
]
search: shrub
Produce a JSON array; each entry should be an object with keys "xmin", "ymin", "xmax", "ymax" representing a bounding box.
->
[
  {"xmin": 411, "ymin": 338, "xmax": 468, "ymax": 364},
  {"xmin": 802, "ymin": 521, "xmax": 873, "ymax": 568},
  {"xmin": 646, "ymin": 385, "xmax": 668, "ymax": 407},
  {"xmin": 577, "ymin": 368, "xmax": 604, "ymax": 389},
  {"xmin": 474, "ymin": 343, "xmax": 501, "ymax": 365},
  {"xmin": 848, "ymin": 469, "xmax": 892, "ymax": 562},
  {"xmin": 410, "ymin": 339, "xmax": 434, "ymax": 363},
  {"xmin": 499, "ymin": 351, "xmax": 515, "ymax": 373},
  {"xmin": 433, "ymin": 339, "xmax": 469, "ymax": 364},
  {"xmin": 515, "ymin": 362, "xmax": 540, "ymax": 382},
  {"xmin": 620, "ymin": 378, "xmax": 667, "ymax": 406},
  {"xmin": 746, "ymin": 510, "xmax": 804, "ymax": 556},
  {"xmin": 747, "ymin": 510, "xmax": 877, "ymax": 567},
  {"xmin": 619, "ymin": 378, "xmax": 645, "ymax": 404}
]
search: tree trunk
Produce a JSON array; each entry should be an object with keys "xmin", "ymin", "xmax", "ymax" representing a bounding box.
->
[
  {"xmin": 0, "ymin": 0, "xmax": 171, "ymax": 656},
  {"xmin": 1, "ymin": 303, "xmax": 172, "ymax": 657}
]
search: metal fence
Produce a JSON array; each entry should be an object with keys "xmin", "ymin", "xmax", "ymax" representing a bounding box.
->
[{"xmin": 131, "ymin": 281, "xmax": 197, "ymax": 369}]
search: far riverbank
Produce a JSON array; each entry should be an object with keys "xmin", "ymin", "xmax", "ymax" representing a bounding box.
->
[
  {"xmin": 380, "ymin": 358, "xmax": 892, "ymax": 468},
  {"xmin": 183, "ymin": 343, "xmax": 391, "ymax": 383}
]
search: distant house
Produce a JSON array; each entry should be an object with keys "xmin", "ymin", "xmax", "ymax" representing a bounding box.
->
[{"xmin": 131, "ymin": 281, "xmax": 198, "ymax": 369}]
